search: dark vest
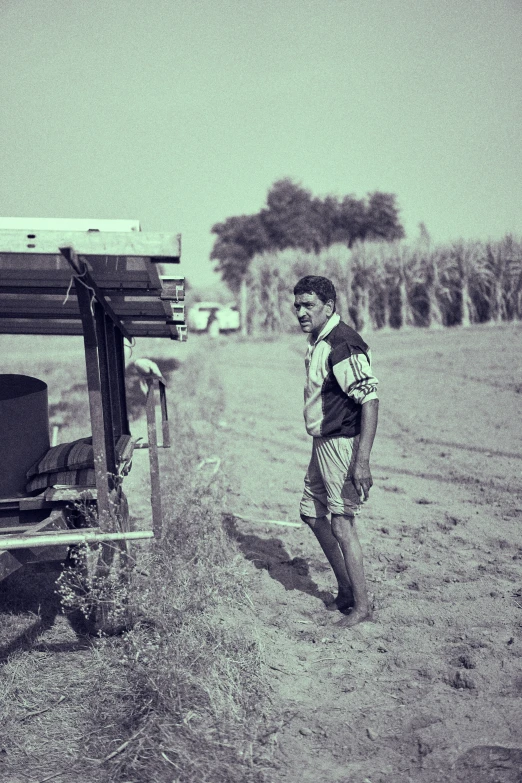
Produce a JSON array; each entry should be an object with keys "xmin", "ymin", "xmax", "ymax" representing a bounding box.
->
[{"xmin": 321, "ymin": 320, "xmax": 371, "ymax": 438}]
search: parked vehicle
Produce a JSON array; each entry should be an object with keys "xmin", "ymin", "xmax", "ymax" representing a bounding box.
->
[{"xmin": 188, "ymin": 301, "xmax": 240, "ymax": 332}]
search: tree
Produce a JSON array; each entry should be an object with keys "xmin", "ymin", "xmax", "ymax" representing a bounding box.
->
[
  {"xmin": 210, "ymin": 213, "xmax": 269, "ymax": 290},
  {"xmin": 260, "ymin": 178, "xmax": 323, "ymax": 252},
  {"xmin": 335, "ymin": 195, "xmax": 368, "ymax": 247},
  {"xmin": 364, "ymin": 192, "xmax": 405, "ymax": 243},
  {"xmin": 210, "ymin": 179, "xmax": 406, "ymax": 290}
]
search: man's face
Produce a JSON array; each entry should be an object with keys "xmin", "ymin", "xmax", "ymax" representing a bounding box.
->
[{"xmin": 294, "ymin": 292, "xmax": 334, "ymax": 338}]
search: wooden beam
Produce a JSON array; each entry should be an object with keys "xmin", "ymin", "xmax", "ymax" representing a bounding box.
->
[
  {"xmin": 0, "ymin": 319, "xmax": 186, "ymax": 338},
  {"xmin": 74, "ymin": 277, "xmax": 113, "ymax": 529},
  {"xmin": 44, "ymin": 487, "xmax": 97, "ymax": 502},
  {"xmin": 0, "ymin": 299, "xmax": 171, "ymax": 320},
  {"xmin": 0, "ymin": 268, "xmax": 162, "ymax": 295},
  {"xmin": 94, "ymin": 302, "xmax": 117, "ymax": 475},
  {"xmin": 60, "ymin": 247, "xmax": 133, "ymax": 342},
  {"xmin": 0, "ymin": 230, "xmax": 181, "ymax": 260},
  {"xmin": 0, "ymin": 319, "xmax": 86, "ymax": 335},
  {"xmin": 0, "ymin": 217, "xmax": 140, "ymax": 232},
  {"xmin": 0, "ymin": 496, "xmax": 53, "ymax": 512},
  {"xmin": 106, "ymin": 322, "xmax": 130, "ymax": 437}
]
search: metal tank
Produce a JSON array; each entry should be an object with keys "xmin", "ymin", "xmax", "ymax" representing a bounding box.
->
[{"xmin": 0, "ymin": 375, "xmax": 50, "ymax": 497}]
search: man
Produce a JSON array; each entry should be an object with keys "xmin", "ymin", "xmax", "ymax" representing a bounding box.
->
[{"xmin": 294, "ymin": 275, "xmax": 379, "ymax": 628}]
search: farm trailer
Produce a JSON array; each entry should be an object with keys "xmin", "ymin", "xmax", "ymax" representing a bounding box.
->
[{"xmin": 0, "ymin": 218, "xmax": 186, "ymax": 632}]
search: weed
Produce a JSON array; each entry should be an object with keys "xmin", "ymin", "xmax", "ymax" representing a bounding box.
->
[
  {"xmin": 72, "ymin": 347, "xmax": 276, "ymax": 781},
  {"xmin": 0, "ymin": 342, "xmax": 276, "ymax": 782}
]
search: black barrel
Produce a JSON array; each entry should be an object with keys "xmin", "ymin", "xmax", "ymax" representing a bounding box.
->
[{"xmin": 0, "ymin": 375, "xmax": 50, "ymax": 497}]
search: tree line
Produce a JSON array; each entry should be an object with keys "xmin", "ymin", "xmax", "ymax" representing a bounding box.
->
[
  {"xmin": 210, "ymin": 178, "xmax": 404, "ymax": 289},
  {"xmin": 210, "ymin": 179, "xmax": 521, "ymax": 333}
]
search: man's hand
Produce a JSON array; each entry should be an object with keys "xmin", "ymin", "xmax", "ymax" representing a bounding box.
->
[
  {"xmin": 352, "ymin": 457, "xmax": 373, "ymax": 502},
  {"xmin": 352, "ymin": 399, "xmax": 378, "ymax": 502}
]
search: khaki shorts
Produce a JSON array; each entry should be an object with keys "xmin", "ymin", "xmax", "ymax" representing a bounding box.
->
[{"xmin": 300, "ymin": 435, "xmax": 361, "ymax": 518}]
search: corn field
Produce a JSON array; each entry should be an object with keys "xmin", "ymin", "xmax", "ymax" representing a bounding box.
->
[{"xmin": 244, "ymin": 235, "xmax": 522, "ymax": 334}]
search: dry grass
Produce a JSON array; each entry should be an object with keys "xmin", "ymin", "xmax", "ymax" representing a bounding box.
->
[{"xmin": 0, "ymin": 340, "xmax": 277, "ymax": 783}]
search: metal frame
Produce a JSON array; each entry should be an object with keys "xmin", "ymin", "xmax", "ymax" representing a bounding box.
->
[{"xmin": 0, "ymin": 220, "xmax": 187, "ymax": 579}]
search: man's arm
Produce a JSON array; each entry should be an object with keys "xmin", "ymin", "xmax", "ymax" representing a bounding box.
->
[
  {"xmin": 331, "ymin": 348, "xmax": 379, "ymax": 501},
  {"xmin": 352, "ymin": 398, "xmax": 379, "ymax": 501}
]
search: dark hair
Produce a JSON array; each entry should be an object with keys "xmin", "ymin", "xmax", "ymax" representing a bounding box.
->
[{"xmin": 293, "ymin": 275, "xmax": 336, "ymax": 307}]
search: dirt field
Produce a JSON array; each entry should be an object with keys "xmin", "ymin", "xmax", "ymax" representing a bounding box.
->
[
  {"xmin": 204, "ymin": 324, "xmax": 522, "ymax": 783},
  {"xmin": 1, "ymin": 323, "xmax": 521, "ymax": 782}
]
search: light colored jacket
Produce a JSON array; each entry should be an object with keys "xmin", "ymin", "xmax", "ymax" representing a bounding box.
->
[{"xmin": 303, "ymin": 314, "xmax": 379, "ymax": 438}]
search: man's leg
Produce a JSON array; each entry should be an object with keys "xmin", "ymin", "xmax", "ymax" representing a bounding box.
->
[
  {"xmin": 330, "ymin": 513, "xmax": 371, "ymax": 627},
  {"xmin": 300, "ymin": 514, "xmax": 354, "ymax": 609}
]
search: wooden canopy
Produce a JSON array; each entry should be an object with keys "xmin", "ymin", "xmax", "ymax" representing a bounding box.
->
[
  {"xmin": 0, "ymin": 218, "xmax": 186, "ymax": 538},
  {"xmin": 0, "ymin": 217, "xmax": 186, "ymax": 340}
]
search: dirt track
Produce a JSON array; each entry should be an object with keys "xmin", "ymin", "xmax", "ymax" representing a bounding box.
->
[{"xmin": 204, "ymin": 325, "xmax": 522, "ymax": 783}]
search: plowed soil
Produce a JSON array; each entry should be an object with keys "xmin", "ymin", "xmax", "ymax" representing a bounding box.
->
[
  {"xmin": 203, "ymin": 324, "xmax": 522, "ymax": 783},
  {"xmin": 1, "ymin": 323, "xmax": 521, "ymax": 783}
]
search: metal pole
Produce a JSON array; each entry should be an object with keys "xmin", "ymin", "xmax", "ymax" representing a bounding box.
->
[
  {"xmin": 145, "ymin": 380, "xmax": 163, "ymax": 539},
  {"xmin": 94, "ymin": 303, "xmax": 117, "ymax": 476},
  {"xmin": 0, "ymin": 530, "xmax": 153, "ymax": 550},
  {"xmin": 73, "ymin": 274, "xmax": 112, "ymax": 529},
  {"xmin": 112, "ymin": 326, "xmax": 130, "ymax": 436},
  {"xmin": 159, "ymin": 381, "xmax": 170, "ymax": 447},
  {"xmin": 240, "ymin": 276, "xmax": 248, "ymax": 337}
]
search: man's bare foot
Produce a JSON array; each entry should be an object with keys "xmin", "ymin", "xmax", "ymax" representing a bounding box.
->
[
  {"xmin": 325, "ymin": 590, "xmax": 354, "ymax": 612},
  {"xmin": 333, "ymin": 606, "xmax": 372, "ymax": 628}
]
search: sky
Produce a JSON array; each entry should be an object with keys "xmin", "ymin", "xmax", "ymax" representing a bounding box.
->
[{"xmin": 1, "ymin": 0, "xmax": 521, "ymax": 289}]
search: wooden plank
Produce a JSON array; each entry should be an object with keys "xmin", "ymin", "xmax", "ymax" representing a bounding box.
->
[
  {"xmin": 0, "ymin": 282, "xmax": 161, "ymax": 297},
  {"xmin": 44, "ymin": 486, "xmax": 97, "ymax": 502},
  {"xmin": 131, "ymin": 323, "xmax": 186, "ymax": 338},
  {"xmin": 0, "ymin": 496, "xmax": 53, "ymax": 511},
  {"xmin": 19, "ymin": 497, "xmax": 54, "ymax": 511},
  {"xmin": 0, "ymin": 319, "xmax": 86, "ymax": 335},
  {"xmin": 0, "ymin": 217, "xmax": 140, "ymax": 232},
  {"xmin": 0, "ymin": 319, "xmax": 186, "ymax": 338},
  {"xmin": 0, "ymin": 298, "xmax": 170, "ymax": 319},
  {"xmin": 0, "ymin": 230, "xmax": 181, "ymax": 259},
  {"xmin": 0, "ymin": 268, "xmax": 161, "ymax": 294}
]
